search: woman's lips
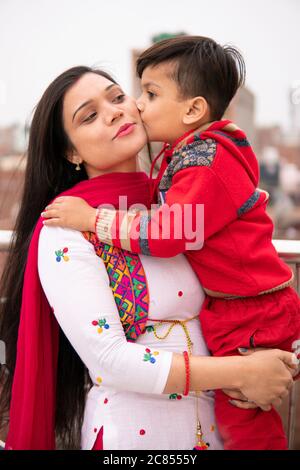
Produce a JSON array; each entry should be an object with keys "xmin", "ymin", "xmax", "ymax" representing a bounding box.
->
[{"xmin": 114, "ymin": 123, "xmax": 135, "ymax": 139}]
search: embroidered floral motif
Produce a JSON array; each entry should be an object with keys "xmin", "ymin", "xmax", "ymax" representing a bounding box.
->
[
  {"xmin": 92, "ymin": 318, "xmax": 110, "ymax": 334},
  {"xmin": 169, "ymin": 393, "xmax": 183, "ymax": 400},
  {"xmin": 143, "ymin": 325, "xmax": 155, "ymax": 334},
  {"xmin": 82, "ymin": 232, "xmax": 149, "ymax": 341},
  {"xmin": 159, "ymin": 139, "xmax": 217, "ymax": 196},
  {"xmin": 96, "ymin": 376, "xmax": 102, "ymax": 386},
  {"xmin": 55, "ymin": 247, "xmax": 69, "ymax": 262},
  {"xmin": 143, "ymin": 348, "xmax": 159, "ymax": 364}
]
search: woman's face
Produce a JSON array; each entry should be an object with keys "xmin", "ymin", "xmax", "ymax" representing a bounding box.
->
[{"xmin": 63, "ymin": 72, "xmax": 147, "ymax": 178}]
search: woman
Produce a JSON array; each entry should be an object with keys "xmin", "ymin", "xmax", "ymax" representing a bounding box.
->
[{"xmin": 0, "ymin": 66, "xmax": 296, "ymax": 450}]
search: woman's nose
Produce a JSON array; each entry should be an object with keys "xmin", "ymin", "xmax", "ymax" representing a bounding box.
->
[{"xmin": 109, "ymin": 108, "xmax": 123, "ymax": 124}]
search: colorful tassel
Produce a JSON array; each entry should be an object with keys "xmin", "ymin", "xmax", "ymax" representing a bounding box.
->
[{"xmin": 193, "ymin": 420, "xmax": 209, "ymax": 450}]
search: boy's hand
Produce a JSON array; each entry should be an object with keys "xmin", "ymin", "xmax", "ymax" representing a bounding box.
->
[{"xmin": 41, "ymin": 196, "xmax": 97, "ymax": 232}]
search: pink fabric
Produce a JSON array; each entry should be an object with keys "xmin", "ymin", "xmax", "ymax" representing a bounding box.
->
[{"xmin": 5, "ymin": 172, "xmax": 151, "ymax": 450}]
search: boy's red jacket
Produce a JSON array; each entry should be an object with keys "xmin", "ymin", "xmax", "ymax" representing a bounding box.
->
[{"xmin": 96, "ymin": 120, "xmax": 292, "ymax": 297}]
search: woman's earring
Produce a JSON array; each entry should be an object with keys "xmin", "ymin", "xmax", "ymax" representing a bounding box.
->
[{"xmin": 75, "ymin": 162, "xmax": 81, "ymax": 171}]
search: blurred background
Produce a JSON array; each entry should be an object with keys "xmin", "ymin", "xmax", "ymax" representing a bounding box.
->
[{"xmin": 0, "ymin": 0, "xmax": 300, "ymax": 449}]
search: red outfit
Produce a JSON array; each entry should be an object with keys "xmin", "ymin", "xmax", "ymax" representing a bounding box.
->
[{"xmin": 95, "ymin": 121, "xmax": 300, "ymax": 450}]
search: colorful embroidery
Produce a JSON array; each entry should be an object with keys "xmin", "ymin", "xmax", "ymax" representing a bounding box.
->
[
  {"xmin": 159, "ymin": 139, "xmax": 217, "ymax": 195},
  {"xmin": 143, "ymin": 325, "xmax": 155, "ymax": 334},
  {"xmin": 143, "ymin": 347, "xmax": 159, "ymax": 364},
  {"xmin": 213, "ymin": 130, "xmax": 250, "ymax": 147},
  {"xmin": 96, "ymin": 376, "xmax": 102, "ymax": 386},
  {"xmin": 92, "ymin": 318, "xmax": 110, "ymax": 334},
  {"xmin": 139, "ymin": 429, "xmax": 146, "ymax": 435},
  {"xmin": 138, "ymin": 214, "xmax": 151, "ymax": 256},
  {"xmin": 169, "ymin": 393, "xmax": 183, "ymax": 400},
  {"xmin": 83, "ymin": 232, "xmax": 149, "ymax": 340},
  {"xmin": 237, "ymin": 190, "xmax": 260, "ymax": 217},
  {"xmin": 55, "ymin": 247, "xmax": 69, "ymax": 262}
]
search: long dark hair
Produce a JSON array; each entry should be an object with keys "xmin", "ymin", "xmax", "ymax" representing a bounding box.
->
[{"xmin": 0, "ymin": 66, "xmax": 117, "ymax": 449}]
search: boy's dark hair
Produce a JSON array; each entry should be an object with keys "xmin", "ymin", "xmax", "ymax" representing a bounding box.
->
[{"xmin": 136, "ymin": 36, "xmax": 246, "ymax": 120}]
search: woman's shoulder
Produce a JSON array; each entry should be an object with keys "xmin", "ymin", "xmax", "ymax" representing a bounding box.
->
[
  {"xmin": 38, "ymin": 225, "xmax": 96, "ymax": 259},
  {"xmin": 39, "ymin": 225, "xmax": 85, "ymax": 241}
]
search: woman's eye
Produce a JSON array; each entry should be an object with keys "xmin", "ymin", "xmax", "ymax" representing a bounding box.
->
[
  {"xmin": 83, "ymin": 112, "xmax": 97, "ymax": 123},
  {"xmin": 113, "ymin": 94, "xmax": 125, "ymax": 103}
]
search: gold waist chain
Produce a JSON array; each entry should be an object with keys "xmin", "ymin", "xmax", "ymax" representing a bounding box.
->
[
  {"xmin": 148, "ymin": 314, "xmax": 197, "ymax": 355},
  {"xmin": 147, "ymin": 314, "xmax": 210, "ymax": 450}
]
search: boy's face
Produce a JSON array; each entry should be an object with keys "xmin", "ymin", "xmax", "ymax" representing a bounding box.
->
[{"xmin": 136, "ymin": 63, "xmax": 190, "ymax": 144}]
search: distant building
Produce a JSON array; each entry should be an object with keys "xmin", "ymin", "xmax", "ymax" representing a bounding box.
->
[
  {"xmin": 289, "ymin": 81, "xmax": 300, "ymax": 144},
  {"xmin": 0, "ymin": 154, "xmax": 26, "ymax": 279},
  {"xmin": 225, "ymin": 87, "xmax": 256, "ymax": 149},
  {"xmin": 0, "ymin": 155, "xmax": 26, "ymax": 230},
  {"xmin": 0, "ymin": 124, "xmax": 27, "ymax": 157},
  {"xmin": 256, "ymin": 126, "xmax": 283, "ymax": 157},
  {"xmin": 256, "ymin": 125, "xmax": 300, "ymax": 169}
]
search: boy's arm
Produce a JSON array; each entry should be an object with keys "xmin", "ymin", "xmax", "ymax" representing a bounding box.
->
[
  {"xmin": 96, "ymin": 165, "xmax": 240, "ymax": 257},
  {"xmin": 42, "ymin": 148, "xmax": 265, "ymax": 258}
]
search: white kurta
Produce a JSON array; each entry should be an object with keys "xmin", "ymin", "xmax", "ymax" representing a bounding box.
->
[{"xmin": 38, "ymin": 226, "xmax": 223, "ymax": 450}]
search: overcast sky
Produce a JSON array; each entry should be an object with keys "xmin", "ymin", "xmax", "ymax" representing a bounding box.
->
[{"xmin": 0, "ymin": 0, "xmax": 299, "ymax": 130}]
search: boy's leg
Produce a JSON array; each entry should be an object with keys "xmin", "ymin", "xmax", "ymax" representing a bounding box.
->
[
  {"xmin": 214, "ymin": 390, "xmax": 287, "ymax": 450},
  {"xmin": 200, "ymin": 288, "xmax": 300, "ymax": 450}
]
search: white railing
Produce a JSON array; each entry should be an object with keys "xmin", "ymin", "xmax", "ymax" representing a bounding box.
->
[
  {"xmin": 0, "ymin": 231, "xmax": 300, "ymax": 449},
  {"xmin": 0, "ymin": 231, "xmax": 13, "ymax": 252}
]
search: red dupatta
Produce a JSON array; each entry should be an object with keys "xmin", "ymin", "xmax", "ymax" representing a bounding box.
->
[{"xmin": 5, "ymin": 171, "xmax": 151, "ymax": 450}]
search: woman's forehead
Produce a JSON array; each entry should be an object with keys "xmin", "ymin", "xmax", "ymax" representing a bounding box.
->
[{"xmin": 64, "ymin": 73, "xmax": 116, "ymax": 108}]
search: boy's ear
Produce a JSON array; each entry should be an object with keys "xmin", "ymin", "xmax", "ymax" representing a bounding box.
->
[{"xmin": 182, "ymin": 96, "xmax": 209, "ymax": 125}]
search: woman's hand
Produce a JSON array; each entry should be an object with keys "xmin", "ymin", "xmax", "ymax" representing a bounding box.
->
[
  {"xmin": 41, "ymin": 196, "xmax": 97, "ymax": 232},
  {"xmin": 222, "ymin": 389, "xmax": 261, "ymax": 410},
  {"xmin": 223, "ymin": 346, "xmax": 299, "ymax": 410},
  {"xmin": 237, "ymin": 348, "xmax": 298, "ymax": 409}
]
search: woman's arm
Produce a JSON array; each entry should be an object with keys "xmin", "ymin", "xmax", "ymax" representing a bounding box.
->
[
  {"xmin": 165, "ymin": 350, "xmax": 296, "ymax": 408},
  {"xmin": 38, "ymin": 226, "xmax": 296, "ymax": 406},
  {"xmin": 38, "ymin": 225, "xmax": 173, "ymax": 395}
]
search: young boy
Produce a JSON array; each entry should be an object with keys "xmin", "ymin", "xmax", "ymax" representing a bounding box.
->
[{"xmin": 42, "ymin": 36, "xmax": 300, "ymax": 450}]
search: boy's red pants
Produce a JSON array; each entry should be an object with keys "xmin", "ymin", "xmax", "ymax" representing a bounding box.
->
[{"xmin": 200, "ymin": 286, "xmax": 300, "ymax": 450}]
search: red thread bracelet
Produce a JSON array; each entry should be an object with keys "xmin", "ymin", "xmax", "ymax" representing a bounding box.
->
[{"xmin": 183, "ymin": 350, "xmax": 190, "ymax": 396}]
